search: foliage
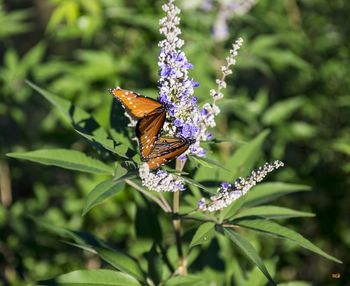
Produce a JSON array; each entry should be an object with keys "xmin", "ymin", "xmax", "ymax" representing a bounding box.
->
[{"xmin": 1, "ymin": 0, "xmax": 348, "ymax": 285}]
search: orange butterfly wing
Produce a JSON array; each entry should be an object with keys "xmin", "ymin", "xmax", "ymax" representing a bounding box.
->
[
  {"xmin": 144, "ymin": 137, "xmax": 194, "ymax": 170},
  {"xmin": 136, "ymin": 111, "xmax": 166, "ymax": 159},
  {"xmin": 109, "ymin": 87, "xmax": 164, "ymax": 119},
  {"xmin": 109, "ymin": 87, "xmax": 194, "ymax": 170}
]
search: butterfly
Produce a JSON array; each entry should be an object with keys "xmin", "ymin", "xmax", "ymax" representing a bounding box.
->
[
  {"xmin": 109, "ymin": 87, "xmax": 166, "ymax": 158},
  {"xmin": 144, "ymin": 136, "xmax": 195, "ymax": 170},
  {"xmin": 109, "ymin": 87, "xmax": 194, "ymax": 170}
]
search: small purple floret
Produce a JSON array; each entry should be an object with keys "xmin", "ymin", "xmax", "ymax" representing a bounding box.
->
[{"xmin": 221, "ymin": 182, "xmax": 230, "ymax": 189}]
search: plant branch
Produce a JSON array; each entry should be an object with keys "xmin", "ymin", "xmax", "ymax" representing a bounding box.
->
[
  {"xmin": 125, "ymin": 179, "xmax": 170, "ymax": 213},
  {"xmin": 159, "ymin": 192, "xmax": 172, "ymax": 213},
  {"xmin": 172, "ymin": 158, "xmax": 187, "ymax": 275},
  {"xmin": 222, "ymin": 223, "xmax": 241, "ymax": 229}
]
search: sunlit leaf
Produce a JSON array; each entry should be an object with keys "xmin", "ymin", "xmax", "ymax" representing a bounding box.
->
[
  {"xmin": 243, "ymin": 182, "xmax": 311, "ymax": 207},
  {"xmin": 233, "ymin": 205, "xmax": 314, "ymax": 220},
  {"xmin": 189, "ymin": 222, "xmax": 215, "ymax": 248},
  {"xmin": 189, "ymin": 155, "xmax": 230, "ymax": 171},
  {"xmin": 234, "ymin": 219, "xmax": 342, "ymax": 263},
  {"xmin": 220, "ymin": 195, "xmax": 247, "ymax": 222},
  {"xmin": 7, "ymin": 149, "xmax": 114, "ymax": 175},
  {"xmin": 96, "ymin": 248, "xmax": 146, "ymax": 282},
  {"xmin": 162, "ymin": 275, "xmax": 206, "ymax": 286},
  {"xmin": 277, "ymin": 282, "xmax": 311, "ymax": 286},
  {"xmin": 39, "ymin": 269, "xmax": 141, "ymax": 286},
  {"xmin": 37, "ymin": 222, "xmax": 145, "ymax": 282},
  {"xmin": 262, "ymin": 97, "xmax": 305, "ymax": 125},
  {"xmin": 82, "ymin": 179, "xmax": 125, "ymax": 215},
  {"xmin": 181, "ymin": 176, "xmax": 211, "ymax": 193},
  {"xmin": 223, "ymin": 228, "xmax": 276, "ymax": 285},
  {"xmin": 26, "ymin": 81, "xmax": 127, "ymax": 157}
]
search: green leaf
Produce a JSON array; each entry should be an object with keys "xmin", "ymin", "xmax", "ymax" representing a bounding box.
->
[
  {"xmin": 75, "ymin": 129, "xmax": 127, "ymax": 158},
  {"xmin": 220, "ymin": 195, "xmax": 247, "ymax": 221},
  {"xmin": 262, "ymin": 97, "xmax": 305, "ymax": 125},
  {"xmin": 7, "ymin": 149, "xmax": 113, "ymax": 175},
  {"xmin": 243, "ymin": 183, "xmax": 311, "ymax": 207},
  {"xmin": 277, "ymin": 282, "xmax": 311, "ymax": 286},
  {"xmin": 162, "ymin": 275, "xmax": 206, "ymax": 286},
  {"xmin": 22, "ymin": 42, "xmax": 46, "ymax": 70},
  {"xmin": 26, "ymin": 81, "xmax": 127, "ymax": 157},
  {"xmin": 246, "ymin": 262, "xmax": 276, "ymax": 286},
  {"xmin": 218, "ymin": 130, "xmax": 270, "ymax": 181},
  {"xmin": 36, "ymin": 222, "xmax": 145, "ymax": 282},
  {"xmin": 333, "ymin": 142, "xmax": 350, "ymax": 156},
  {"xmin": 82, "ymin": 168, "xmax": 137, "ymax": 215},
  {"xmin": 39, "ymin": 269, "xmax": 141, "ymax": 286},
  {"xmin": 82, "ymin": 179, "xmax": 125, "ymax": 216},
  {"xmin": 233, "ymin": 205, "xmax": 315, "ymax": 220},
  {"xmin": 181, "ymin": 176, "xmax": 212, "ymax": 193},
  {"xmin": 234, "ymin": 219, "xmax": 342, "ymax": 263},
  {"xmin": 189, "ymin": 155, "xmax": 230, "ymax": 171},
  {"xmin": 223, "ymin": 228, "xmax": 276, "ymax": 285},
  {"xmin": 189, "ymin": 222, "xmax": 215, "ymax": 248},
  {"xmin": 96, "ymin": 248, "xmax": 146, "ymax": 282}
]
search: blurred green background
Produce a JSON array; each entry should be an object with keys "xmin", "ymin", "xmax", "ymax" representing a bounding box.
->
[{"xmin": 0, "ymin": 0, "xmax": 349, "ymax": 285}]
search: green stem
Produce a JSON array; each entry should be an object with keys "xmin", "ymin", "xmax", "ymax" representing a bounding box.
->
[
  {"xmin": 125, "ymin": 179, "xmax": 169, "ymax": 213},
  {"xmin": 172, "ymin": 158, "xmax": 187, "ymax": 275}
]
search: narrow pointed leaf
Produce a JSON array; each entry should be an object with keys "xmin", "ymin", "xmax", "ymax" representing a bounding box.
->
[
  {"xmin": 163, "ymin": 275, "xmax": 206, "ymax": 286},
  {"xmin": 277, "ymin": 282, "xmax": 311, "ymax": 286},
  {"xmin": 75, "ymin": 129, "xmax": 127, "ymax": 158},
  {"xmin": 243, "ymin": 182, "xmax": 311, "ymax": 207},
  {"xmin": 7, "ymin": 149, "xmax": 113, "ymax": 174},
  {"xmin": 82, "ymin": 179, "xmax": 125, "ymax": 215},
  {"xmin": 36, "ymin": 222, "xmax": 145, "ymax": 282},
  {"xmin": 223, "ymin": 228, "xmax": 276, "ymax": 285},
  {"xmin": 233, "ymin": 205, "xmax": 315, "ymax": 220},
  {"xmin": 181, "ymin": 176, "xmax": 211, "ymax": 193},
  {"xmin": 220, "ymin": 195, "xmax": 247, "ymax": 221},
  {"xmin": 97, "ymin": 248, "xmax": 146, "ymax": 282},
  {"xmin": 234, "ymin": 219, "xmax": 342, "ymax": 263},
  {"xmin": 26, "ymin": 80, "xmax": 92, "ymax": 123},
  {"xmin": 189, "ymin": 222, "xmax": 215, "ymax": 248},
  {"xmin": 26, "ymin": 81, "xmax": 127, "ymax": 157},
  {"xmin": 38, "ymin": 269, "xmax": 141, "ymax": 286},
  {"xmin": 189, "ymin": 155, "xmax": 230, "ymax": 171}
]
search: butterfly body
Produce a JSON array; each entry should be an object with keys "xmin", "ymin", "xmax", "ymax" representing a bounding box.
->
[{"xmin": 109, "ymin": 87, "xmax": 194, "ymax": 170}]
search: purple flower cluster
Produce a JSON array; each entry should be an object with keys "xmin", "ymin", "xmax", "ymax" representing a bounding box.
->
[
  {"xmin": 157, "ymin": 1, "xmax": 243, "ymax": 159},
  {"xmin": 198, "ymin": 160, "xmax": 284, "ymax": 211},
  {"xmin": 157, "ymin": 0, "xmax": 205, "ymax": 157},
  {"xmin": 137, "ymin": 0, "xmax": 243, "ymax": 193}
]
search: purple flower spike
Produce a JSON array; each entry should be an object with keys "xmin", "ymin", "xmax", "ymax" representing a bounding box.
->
[
  {"xmin": 174, "ymin": 119, "xmax": 182, "ymax": 127},
  {"xmin": 185, "ymin": 62, "xmax": 194, "ymax": 69},
  {"xmin": 178, "ymin": 154, "xmax": 187, "ymax": 161},
  {"xmin": 221, "ymin": 182, "xmax": 231, "ymax": 189},
  {"xmin": 175, "ymin": 52, "xmax": 185, "ymax": 62},
  {"xmin": 160, "ymin": 65, "xmax": 172, "ymax": 77},
  {"xmin": 191, "ymin": 80, "xmax": 199, "ymax": 87},
  {"xmin": 158, "ymin": 91, "xmax": 168, "ymax": 103}
]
